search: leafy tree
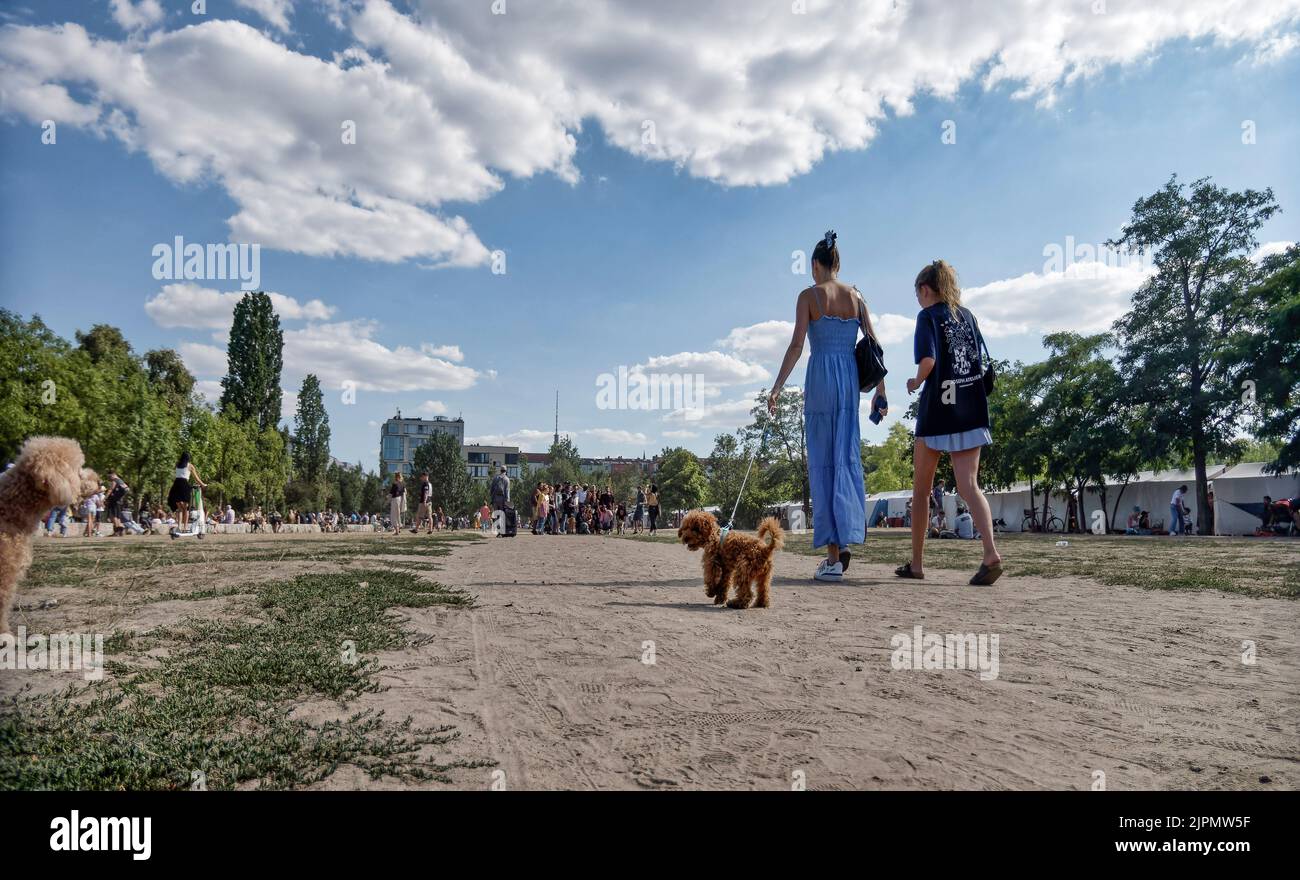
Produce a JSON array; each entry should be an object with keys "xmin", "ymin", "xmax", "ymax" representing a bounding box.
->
[
  {"xmin": 75, "ymin": 324, "xmax": 132, "ymax": 364},
  {"xmin": 1109, "ymin": 174, "xmax": 1280, "ymax": 532},
  {"xmin": 1230, "ymin": 247, "xmax": 1300, "ymax": 473},
  {"xmin": 544, "ymin": 435, "xmax": 583, "ymax": 484},
  {"xmin": 145, "ymin": 348, "xmax": 195, "ymax": 409},
  {"xmin": 655, "ymin": 446, "xmax": 707, "ymax": 514},
  {"xmin": 411, "ymin": 431, "xmax": 475, "ymax": 516},
  {"xmin": 291, "ymin": 374, "xmax": 331, "ymax": 500},
  {"xmin": 220, "ymin": 292, "xmax": 284, "ymax": 432},
  {"xmin": 746, "ymin": 388, "xmax": 808, "ymax": 514},
  {"xmin": 706, "ymin": 432, "xmax": 766, "ymax": 527},
  {"xmin": 861, "ymin": 422, "xmax": 913, "ymax": 492}
]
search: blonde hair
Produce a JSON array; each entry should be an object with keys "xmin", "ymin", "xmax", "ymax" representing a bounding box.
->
[{"xmin": 914, "ymin": 260, "xmax": 961, "ymax": 316}]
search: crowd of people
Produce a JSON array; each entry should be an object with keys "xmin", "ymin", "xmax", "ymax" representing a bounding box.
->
[{"xmin": 525, "ymin": 481, "xmax": 661, "ymax": 536}]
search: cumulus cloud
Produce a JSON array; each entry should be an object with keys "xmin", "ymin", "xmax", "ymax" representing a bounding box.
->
[
  {"xmin": 109, "ymin": 0, "xmax": 163, "ymax": 32},
  {"xmin": 144, "ymin": 283, "xmax": 335, "ymax": 329},
  {"xmin": 1254, "ymin": 240, "xmax": 1296, "ymax": 260},
  {"xmin": 415, "ymin": 399, "xmax": 447, "ymax": 416},
  {"xmin": 234, "ymin": 0, "xmax": 294, "ymax": 33},
  {"xmin": 3, "ymin": 0, "xmax": 1296, "ymax": 264},
  {"xmin": 633, "ymin": 350, "xmax": 769, "ymax": 386},
  {"xmin": 421, "ymin": 343, "xmax": 465, "ymax": 363},
  {"xmin": 963, "ymin": 259, "xmax": 1153, "ymax": 338}
]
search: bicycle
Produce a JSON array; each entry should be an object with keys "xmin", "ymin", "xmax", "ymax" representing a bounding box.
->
[{"xmin": 1021, "ymin": 504, "xmax": 1065, "ymax": 533}]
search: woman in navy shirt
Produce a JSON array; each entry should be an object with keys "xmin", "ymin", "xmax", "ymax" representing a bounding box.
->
[{"xmin": 900, "ymin": 260, "xmax": 1003, "ymax": 585}]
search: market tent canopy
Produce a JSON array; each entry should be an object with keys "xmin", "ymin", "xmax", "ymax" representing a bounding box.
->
[{"xmin": 1212, "ymin": 462, "xmax": 1300, "ymax": 535}]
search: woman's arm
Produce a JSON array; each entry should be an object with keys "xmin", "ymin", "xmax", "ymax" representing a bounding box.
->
[
  {"xmin": 907, "ymin": 357, "xmax": 935, "ymax": 394},
  {"xmin": 856, "ymin": 291, "xmax": 889, "ymax": 412},
  {"xmin": 767, "ymin": 291, "xmax": 811, "ymax": 415},
  {"xmin": 190, "ymin": 465, "xmax": 206, "ymax": 487}
]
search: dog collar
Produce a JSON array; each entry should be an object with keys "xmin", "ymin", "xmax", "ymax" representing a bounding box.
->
[{"xmin": 719, "ymin": 526, "xmax": 730, "ymax": 545}]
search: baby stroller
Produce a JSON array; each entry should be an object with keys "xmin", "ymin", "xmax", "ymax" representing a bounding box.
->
[{"xmin": 170, "ymin": 486, "xmax": 207, "ymax": 540}]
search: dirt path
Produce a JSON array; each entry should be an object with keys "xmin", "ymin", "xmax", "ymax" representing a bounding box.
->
[{"xmin": 322, "ymin": 532, "xmax": 1298, "ymax": 791}]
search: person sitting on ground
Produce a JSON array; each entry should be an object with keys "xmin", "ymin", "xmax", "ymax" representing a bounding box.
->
[
  {"xmin": 954, "ymin": 505, "xmax": 976, "ymax": 539},
  {"xmin": 1124, "ymin": 505, "xmax": 1142, "ymax": 535}
]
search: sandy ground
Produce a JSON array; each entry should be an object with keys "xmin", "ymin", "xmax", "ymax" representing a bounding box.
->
[
  {"xmin": 320, "ymin": 532, "xmax": 1297, "ymax": 791},
  {"xmin": 6, "ymin": 530, "xmax": 1296, "ymax": 790}
]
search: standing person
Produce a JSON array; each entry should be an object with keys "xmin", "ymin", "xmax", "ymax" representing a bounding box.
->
[
  {"xmin": 388, "ymin": 472, "xmax": 406, "ymax": 535},
  {"xmin": 104, "ymin": 471, "xmax": 129, "ymax": 536},
  {"xmin": 633, "ymin": 485, "xmax": 646, "ymax": 534},
  {"xmin": 479, "ymin": 501, "xmax": 491, "ymax": 533},
  {"xmin": 900, "ymin": 259, "xmax": 1002, "ymax": 585},
  {"xmin": 83, "ymin": 485, "xmax": 103, "ymax": 537},
  {"xmin": 1169, "ymin": 484, "xmax": 1189, "ymax": 536},
  {"xmin": 45, "ymin": 505, "xmax": 67, "ymax": 537},
  {"xmin": 490, "ymin": 466, "xmax": 510, "ymax": 514},
  {"xmin": 167, "ymin": 452, "xmax": 206, "ymax": 532},
  {"xmin": 646, "ymin": 484, "xmax": 660, "ymax": 535},
  {"xmin": 412, "ymin": 472, "xmax": 434, "ymax": 534},
  {"xmin": 767, "ymin": 231, "xmax": 885, "ymax": 581}
]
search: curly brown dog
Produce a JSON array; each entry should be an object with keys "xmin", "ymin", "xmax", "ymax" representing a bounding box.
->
[
  {"xmin": 677, "ymin": 510, "xmax": 784, "ymax": 608},
  {"xmin": 0, "ymin": 437, "xmax": 98, "ymax": 634}
]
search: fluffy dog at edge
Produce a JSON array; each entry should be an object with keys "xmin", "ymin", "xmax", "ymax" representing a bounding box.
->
[
  {"xmin": 0, "ymin": 437, "xmax": 98, "ymax": 634},
  {"xmin": 677, "ymin": 510, "xmax": 784, "ymax": 609}
]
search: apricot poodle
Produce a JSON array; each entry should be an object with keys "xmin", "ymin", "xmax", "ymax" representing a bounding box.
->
[
  {"xmin": 677, "ymin": 510, "xmax": 784, "ymax": 609},
  {"xmin": 0, "ymin": 437, "xmax": 98, "ymax": 634}
]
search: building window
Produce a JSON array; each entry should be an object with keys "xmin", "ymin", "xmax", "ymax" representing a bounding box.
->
[
  {"xmin": 505, "ymin": 453, "xmax": 519, "ymax": 465},
  {"xmin": 468, "ymin": 452, "xmax": 488, "ymax": 464}
]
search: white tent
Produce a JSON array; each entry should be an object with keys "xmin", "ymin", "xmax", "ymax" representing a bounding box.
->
[
  {"xmin": 1212, "ymin": 462, "xmax": 1300, "ymax": 535},
  {"xmin": 866, "ymin": 489, "xmax": 912, "ymax": 525}
]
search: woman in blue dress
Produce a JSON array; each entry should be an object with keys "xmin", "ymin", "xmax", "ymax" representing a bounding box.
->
[
  {"xmin": 900, "ymin": 260, "xmax": 1003, "ymax": 585},
  {"xmin": 768, "ymin": 231, "xmax": 887, "ymax": 581}
]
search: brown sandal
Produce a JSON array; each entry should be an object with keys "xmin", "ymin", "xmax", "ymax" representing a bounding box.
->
[
  {"xmin": 969, "ymin": 562, "xmax": 1004, "ymax": 586},
  {"xmin": 894, "ymin": 562, "xmax": 924, "ymax": 579}
]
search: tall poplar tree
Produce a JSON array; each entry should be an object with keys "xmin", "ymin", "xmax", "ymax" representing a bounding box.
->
[{"xmin": 220, "ymin": 292, "xmax": 283, "ymax": 432}]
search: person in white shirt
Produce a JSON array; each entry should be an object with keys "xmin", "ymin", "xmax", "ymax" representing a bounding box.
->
[
  {"xmin": 1169, "ymin": 485, "xmax": 1188, "ymax": 536},
  {"xmin": 955, "ymin": 507, "xmax": 975, "ymax": 539}
]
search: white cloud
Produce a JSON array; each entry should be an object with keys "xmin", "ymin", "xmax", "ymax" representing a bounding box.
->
[
  {"xmin": 179, "ymin": 342, "xmax": 228, "ymax": 377},
  {"xmin": 633, "ymin": 350, "xmax": 769, "ymax": 386},
  {"xmin": 234, "ymin": 0, "xmax": 293, "ymax": 33},
  {"xmin": 583, "ymin": 428, "xmax": 648, "ymax": 445},
  {"xmin": 962, "ymin": 259, "xmax": 1153, "ymax": 338},
  {"xmin": 283, "ymin": 320, "xmax": 479, "ymax": 393},
  {"xmin": 662, "ymin": 429, "xmax": 699, "ymax": 439},
  {"xmin": 4, "ymin": 1, "xmax": 1296, "ymax": 264},
  {"xmin": 109, "ymin": 0, "xmax": 163, "ymax": 32},
  {"xmin": 415, "ymin": 399, "xmax": 447, "ymax": 416},
  {"xmin": 421, "ymin": 343, "xmax": 464, "ymax": 363},
  {"xmin": 144, "ymin": 283, "xmax": 335, "ymax": 329},
  {"xmin": 466, "ymin": 429, "xmax": 563, "ymax": 449},
  {"xmin": 1254, "ymin": 240, "xmax": 1296, "ymax": 260},
  {"xmin": 662, "ymin": 393, "xmax": 761, "ymax": 431},
  {"xmin": 872, "ymin": 314, "xmax": 917, "ymax": 346}
]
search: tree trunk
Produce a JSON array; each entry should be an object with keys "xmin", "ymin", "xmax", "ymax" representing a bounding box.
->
[{"xmin": 1192, "ymin": 426, "xmax": 1210, "ymax": 536}]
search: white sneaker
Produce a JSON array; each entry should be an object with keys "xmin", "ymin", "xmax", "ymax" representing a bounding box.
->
[{"xmin": 814, "ymin": 559, "xmax": 843, "ymax": 581}]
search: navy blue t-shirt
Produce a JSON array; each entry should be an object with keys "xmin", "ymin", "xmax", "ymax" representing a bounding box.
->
[{"xmin": 913, "ymin": 304, "xmax": 990, "ymax": 436}]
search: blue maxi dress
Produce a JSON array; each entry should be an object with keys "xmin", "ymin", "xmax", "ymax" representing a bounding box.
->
[{"xmin": 804, "ymin": 315, "xmax": 866, "ymax": 549}]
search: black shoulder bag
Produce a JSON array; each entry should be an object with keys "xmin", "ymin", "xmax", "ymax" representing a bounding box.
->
[{"xmin": 854, "ymin": 290, "xmax": 887, "ymax": 391}]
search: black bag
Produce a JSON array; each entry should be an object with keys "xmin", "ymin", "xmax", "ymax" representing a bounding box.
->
[
  {"xmin": 853, "ymin": 291, "xmax": 887, "ymax": 391},
  {"xmin": 501, "ymin": 506, "xmax": 517, "ymax": 537},
  {"xmin": 965, "ymin": 310, "xmax": 995, "ymax": 394}
]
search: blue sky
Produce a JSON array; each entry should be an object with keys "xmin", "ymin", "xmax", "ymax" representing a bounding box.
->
[{"xmin": 1, "ymin": 1, "xmax": 1297, "ymax": 468}]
